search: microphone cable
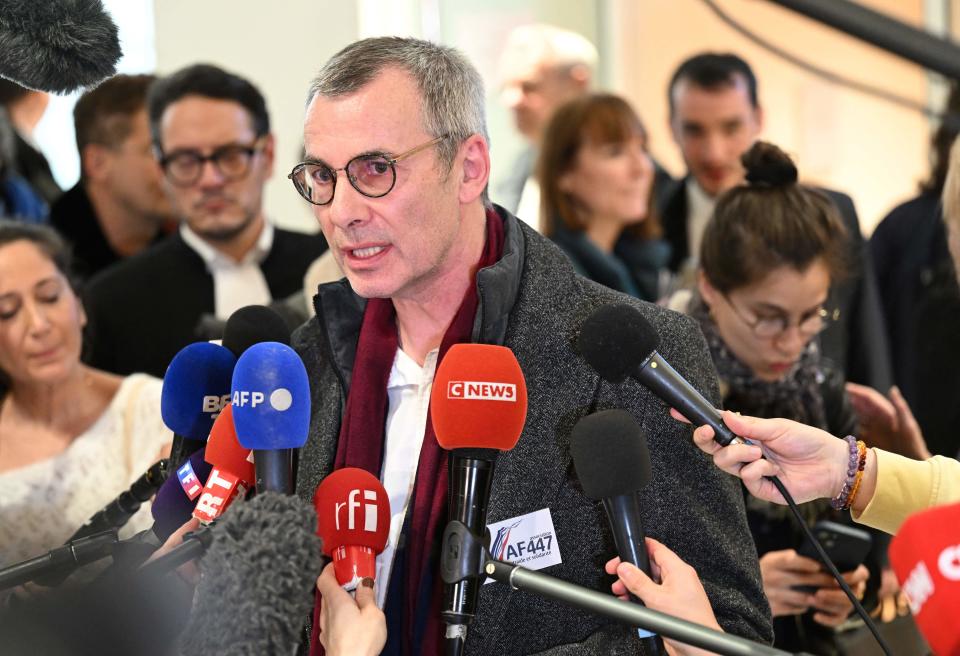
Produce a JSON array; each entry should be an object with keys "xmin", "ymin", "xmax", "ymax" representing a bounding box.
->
[{"xmin": 765, "ymin": 472, "xmax": 892, "ymax": 656}]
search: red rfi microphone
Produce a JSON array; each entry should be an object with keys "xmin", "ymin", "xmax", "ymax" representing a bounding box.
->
[
  {"xmin": 193, "ymin": 405, "xmax": 256, "ymax": 525},
  {"xmin": 430, "ymin": 343, "xmax": 527, "ymax": 649},
  {"xmin": 431, "ymin": 343, "xmax": 527, "ymax": 451},
  {"xmin": 889, "ymin": 501, "xmax": 960, "ymax": 656},
  {"xmin": 314, "ymin": 467, "xmax": 390, "ymax": 590}
]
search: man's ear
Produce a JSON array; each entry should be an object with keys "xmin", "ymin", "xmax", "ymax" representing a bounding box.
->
[
  {"xmin": 457, "ymin": 134, "xmax": 490, "ymax": 205},
  {"xmin": 81, "ymin": 144, "xmax": 111, "ymax": 182},
  {"xmin": 259, "ymin": 133, "xmax": 276, "ymax": 179}
]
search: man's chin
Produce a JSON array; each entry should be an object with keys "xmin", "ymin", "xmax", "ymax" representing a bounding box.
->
[{"xmin": 191, "ymin": 218, "xmax": 252, "ymax": 243}]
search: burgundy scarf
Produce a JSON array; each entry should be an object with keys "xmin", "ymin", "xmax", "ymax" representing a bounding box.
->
[{"xmin": 311, "ymin": 211, "xmax": 504, "ymax": 654}]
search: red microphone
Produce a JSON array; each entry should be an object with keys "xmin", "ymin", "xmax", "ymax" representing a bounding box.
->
[
  {"xmin": 193, "ymin": 405, "xmax": 255, "ymax": 524},
  {"xmin": 314, "ymin": 467, "xmax": 390, "ymax": 590},
  {"xmin": 430, "ymin": 343, "xmax": 527, "ymax": 649},
  {"xmin": 889, "ymin": 501, "xmax": 960, "ymax": 656}
]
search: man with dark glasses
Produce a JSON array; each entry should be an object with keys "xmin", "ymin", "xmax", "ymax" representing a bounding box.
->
[{"xmin": 83, "ymin": 64, "xmax": 326, "ymax": 377}]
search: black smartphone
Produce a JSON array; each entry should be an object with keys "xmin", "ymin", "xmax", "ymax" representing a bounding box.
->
[{"xmin": 792, "ymin": 520, "xmax": 872, "ymax": 594}]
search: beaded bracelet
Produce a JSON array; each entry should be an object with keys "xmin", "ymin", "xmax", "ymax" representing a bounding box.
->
[
  {"xmin": 846, "ymin": 441, "xmax": 869, "ymax": 509},
  {"xmin": 830, "ymin": 436, "xmax": 867, "ymax": 510}
]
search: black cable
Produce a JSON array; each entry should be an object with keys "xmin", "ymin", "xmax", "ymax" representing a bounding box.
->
[
  {"xmin": 767, "ymin": 475, "xmax": 892, "ymax": 656},
  {"xmin": 700, "ymin": 0, "xmax": 950, "ymax": 122}
]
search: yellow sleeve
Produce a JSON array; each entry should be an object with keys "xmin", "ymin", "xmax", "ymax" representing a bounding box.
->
[{"xmin": 853, "ymin": 450, "xmax": 960, "ymax": 534}]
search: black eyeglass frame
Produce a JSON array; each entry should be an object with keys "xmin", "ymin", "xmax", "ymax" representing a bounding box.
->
[
  {"xmin": 158, "ymin": 137, "xmax": 266, "ymax": 187},
  {"xmin": 287, "ymin": 134, "xmax": 449, "ymax": 206},
  {"xmin": 720, "ymin": 292, "xmax": 838, "ymax": 340}
]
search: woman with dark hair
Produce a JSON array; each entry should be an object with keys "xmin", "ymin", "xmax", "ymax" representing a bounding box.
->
[
  {"xmin": 0, "ymin": 221, "xmax": 170, "ymax": 570},
  {"xmin": 538, "ymin": 93, "xmax": 670, "ymax": 302},
  {"xmin": 674, "ymin": 142, "xmax": 880, "ymax": 653}
]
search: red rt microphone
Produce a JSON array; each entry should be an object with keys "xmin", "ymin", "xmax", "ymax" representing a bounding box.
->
[
  {"xmin": 889, "ymin": 501, "xmax": 960, "ymax": 656},
  {"xmin": 314, "ymin": 467, "xmax": 390, "ymax": 590},
  {"xmin": 431, "ymin": 343, "xmax": 527, "ymax": 651},
  {"xmin": 193, "ymin": 405, "xmax": 256, "ymax": 525}
]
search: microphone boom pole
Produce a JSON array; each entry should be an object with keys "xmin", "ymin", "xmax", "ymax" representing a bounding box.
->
[{"xmin": 484, "ymin": 559, "xmax": 799, "ymax": 656}]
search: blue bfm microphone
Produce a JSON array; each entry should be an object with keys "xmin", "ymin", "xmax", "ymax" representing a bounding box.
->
[
  {"xmin": 161, "ymin": 342, "xmax": 236, "ymax": 470},
  {"xmin": 231, "ymin": 342, "xmax": 311, "ymax": 494},
  {"xmin": 570, "ymin": 409, "xmax": 666, "ymax": 655}
]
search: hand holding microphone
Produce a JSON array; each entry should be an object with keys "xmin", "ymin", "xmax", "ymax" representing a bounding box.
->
[
  {"xmin": 605, "ymin": 538, "xmax": 723, "ymax": 656},
  {"xmin": 685, "ymin": 410, "xmax": 863, "ymax": 508},
  {"xmin": 315, "ymin": 563, "xmax": 386, "ymax": 656},
  {"xmin": 314, "ymin": 467, "xmax": 390, "ymax": 591}
]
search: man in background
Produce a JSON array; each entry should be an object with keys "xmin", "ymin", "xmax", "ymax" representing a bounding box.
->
[
  {"xmin": 658, "ymin": 52, "xmax": 892, "ymax": 391},
  {"xmin": 84, "ymin": 64, "xmax": 326, "ymax": 377},
  {"xmin": 49, "ymin": 74, "xmax": 174, "ymax": 280},
  {"xmin": 495, "ymin": 24, "xmax": 596, "ymax": 227}
]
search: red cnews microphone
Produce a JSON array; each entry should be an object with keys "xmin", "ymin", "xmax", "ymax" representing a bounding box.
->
[
  {"xmin": 314, "ymin": 467, "xmax": 390, "ymax": 590},
  {"xmin": 889, "ymin": 501, "xmax": 960, "ymax": 656},
  {"xmin": 431, "ymin": 343, "xmax": 527, "ymax": 655}
]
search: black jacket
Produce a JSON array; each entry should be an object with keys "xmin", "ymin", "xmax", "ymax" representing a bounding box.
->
[
  {"xmin": 658, "ymin": 177, "xmax": 893, "ymax": 392},
  {"xmin": 871, "ymin": 193, "xmax": 960, "ymax": 457},
  {"xmin": 84, "ymin": 227, "xmax": 327, "ymax": 377},
  {"xmin": 293, "ymin": 206, "xmax": 772, "ymax": 653}
]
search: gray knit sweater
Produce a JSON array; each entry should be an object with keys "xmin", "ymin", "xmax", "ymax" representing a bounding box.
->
[{"xmin": 293, "ymin": 206, "xmax": 772, "ymax": 654}]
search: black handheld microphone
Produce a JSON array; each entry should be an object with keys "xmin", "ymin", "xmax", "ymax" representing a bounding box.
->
[
  {"xmin": 64, "ymin": 459, "xmax": 169, "ymax": 544},
  {"xmin": 0, "ymin": 530, "xmax": 118, "ymax": 591},
  {"xmin": 571, "ymin": 409, "xmax": 666, "ymax": 655},
  {"xmin": 0, "ymin": 0, "xmax": 122, "ymax": 94},
  {"xmin": 578, "ymin": 304, "xmax": 738, "ymax": 446}
]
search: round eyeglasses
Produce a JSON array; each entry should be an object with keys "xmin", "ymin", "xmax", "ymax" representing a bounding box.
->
[
  {"xmin": 159, "ymin": 139, "xmax": 265, "ymax": 187},
  {"xmin": 722, "ymin": 293, "xmax": 839, "ymax": 340},
  {"xmin": 288, "ymin": 135, "xmax": 448, "ymax": 206}
]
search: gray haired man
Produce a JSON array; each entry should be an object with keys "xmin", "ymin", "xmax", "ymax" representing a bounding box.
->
[{"xmin": 292, "ymin": 36, "xmax": 772, "ymax": 654}]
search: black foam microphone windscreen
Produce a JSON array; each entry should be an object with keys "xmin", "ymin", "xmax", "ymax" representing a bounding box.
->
[
  {"xmin": 577, "ymin": 304, "xmax": 660, "ymax": 384},
  {"xmin": 177, "ymin": 492, "xmax": 321, "ymax": 655},
  {"xmin": 570, "ymin": 410, "xmax": 652, "ymax": 499},
  {"xmin": 0, "ymin": 0, "xmax": 122, "ymax": 93},
  {"xmin": 222, "ymin": 305, "xmax": 291, "ymax": 356}
]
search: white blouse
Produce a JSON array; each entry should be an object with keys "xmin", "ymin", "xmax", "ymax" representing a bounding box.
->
[{"xmin": 0, "ymin": 374, "xmax": 173, "ymax": 567}]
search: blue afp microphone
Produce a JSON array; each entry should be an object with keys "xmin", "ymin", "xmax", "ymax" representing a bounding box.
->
[
  {"xmin": 161, "ymin": 342, "xmax": 237, "ymax": 471},
  {"xmin": 231, "ymin": 342, "xmax": 310, "ymax": 495}
]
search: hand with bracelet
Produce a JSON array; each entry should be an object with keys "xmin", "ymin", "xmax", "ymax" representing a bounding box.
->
[{"xmin": 677, "ymin": 409, "xmax": 878, "ymax": 514}]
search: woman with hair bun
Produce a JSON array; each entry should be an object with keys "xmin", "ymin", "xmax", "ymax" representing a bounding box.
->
[
  {"xmin": 538, "ymin": 93, "xmax": 670, "ymax": 302},
  {"xmin": 673, "ymin": 141, "xmax": 882, "ymax": 653}
]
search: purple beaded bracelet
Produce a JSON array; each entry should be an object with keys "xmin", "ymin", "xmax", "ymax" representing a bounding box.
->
[{"xmin": 830, "ymin": 435, "xmax": 860, "ymax": 510}]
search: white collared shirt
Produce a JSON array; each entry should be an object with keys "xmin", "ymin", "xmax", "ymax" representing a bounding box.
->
[
  {"xmin": 685, "ymin": 178, "xmax": 716, "ymax": 268},
  {"xmin": 179, "ymin": 222, "xmax": 274, "ymax": 319},
  {"xmin": 375, "ymin": 346, "xmax": 440, "ymax": 608}
]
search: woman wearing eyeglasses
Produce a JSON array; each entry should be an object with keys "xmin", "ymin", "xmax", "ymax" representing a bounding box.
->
[
  {"xmin": 670, "ymin": 141, "xmax": 881, "ymax": 653},
  {"xmin": 537, "ymin": 93, "xmax": 671, "ymax": 303}
]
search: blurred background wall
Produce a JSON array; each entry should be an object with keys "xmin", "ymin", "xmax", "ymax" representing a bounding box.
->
[{"xmin": 32, "ymin": 0, "xmax": 960, "ymax": 235}]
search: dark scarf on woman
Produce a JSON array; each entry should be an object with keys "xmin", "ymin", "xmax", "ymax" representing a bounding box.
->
[
  {"xmin": 310, "ymin": 210, "xmax": 504, "ymax": 655},
  {"xmin": 549, "ymin": 222, "xmax": 670, "ymax": 302},
  {"xmin": 688, "ymin": 294, "xmax": 828, "ymax": 431}
]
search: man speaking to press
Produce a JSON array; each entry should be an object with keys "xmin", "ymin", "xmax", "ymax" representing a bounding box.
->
[{"xmin": 291, "ymin": 36, "xmax": 771, "ymax": 654}]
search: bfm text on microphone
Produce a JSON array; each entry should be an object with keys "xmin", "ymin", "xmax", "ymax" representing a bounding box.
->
[
  {"xmin": 231, "ymin": 341, "xmax": 310, "ymax": 495},
  {"xmin": 430, "ymin": 343, "xmax": 527, "ymax": 651},
  {"xmin": 314, "ymin": 467, "xmax": 390, "ymax": 590},
  {"xmin": 161, "ymin": 341, "xmax": 236, "ymax": 470},
  {"xmin": 889, "ymin": 501, "xmax": 960, "ymax": 656},
  {"xmin": 192, "ymin": 404, "xmax": 255, "ymax": 525},
  {"xmin": 571, "ymin": 409, "xmax": 666, "ymax": 655}
]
